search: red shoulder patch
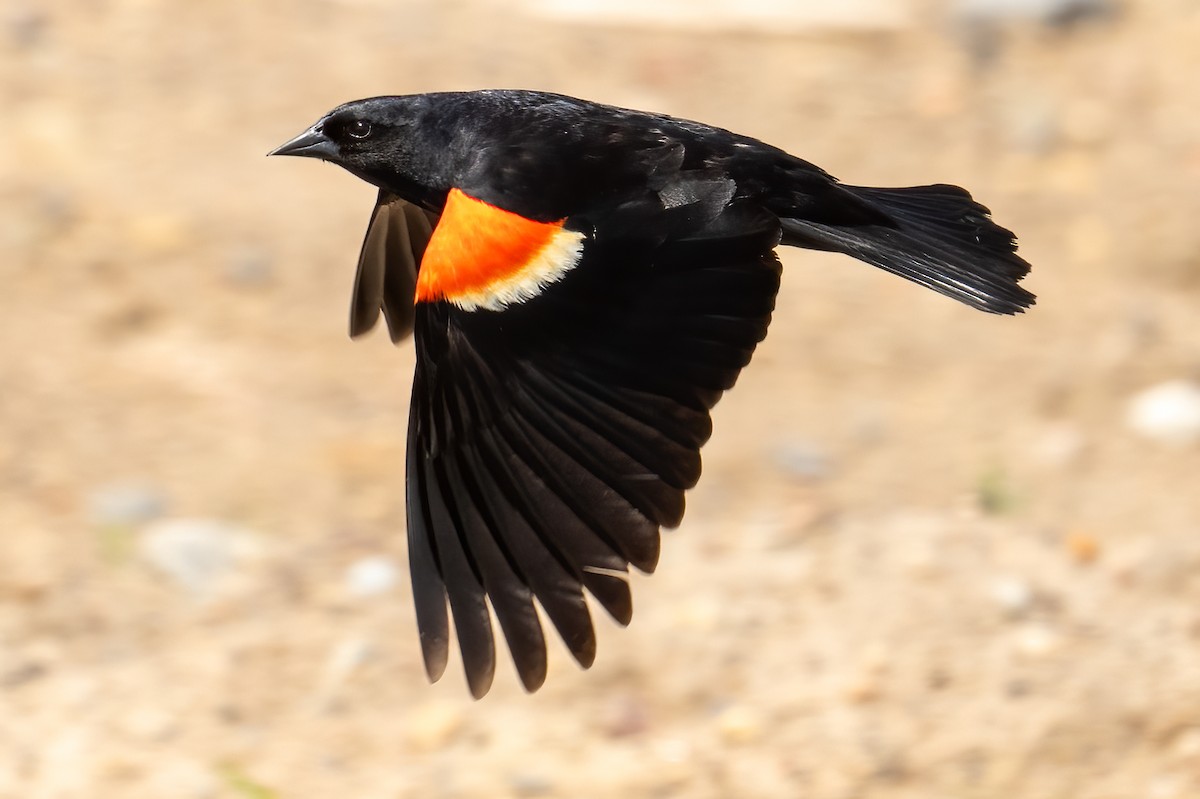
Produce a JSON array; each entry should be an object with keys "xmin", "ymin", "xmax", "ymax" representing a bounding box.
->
[{"xmin": 416, "ymin": 189, "xmax": 585, "ymax": 311}]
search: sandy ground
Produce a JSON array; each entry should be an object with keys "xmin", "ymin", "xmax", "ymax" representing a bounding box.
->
[{"xmin": 3, "ymin": 1, "xmax": 1200, "ymax": 797}]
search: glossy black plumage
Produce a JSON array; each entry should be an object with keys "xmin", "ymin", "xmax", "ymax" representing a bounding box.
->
[{"xmin": 271, "ymin": 89, "xmax": 1034, "ymax": 697}]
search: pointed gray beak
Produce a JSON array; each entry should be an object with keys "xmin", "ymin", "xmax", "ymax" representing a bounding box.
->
[{"xmin": 268, "ymin": 126, "xmax": 337, "ymax": 159}]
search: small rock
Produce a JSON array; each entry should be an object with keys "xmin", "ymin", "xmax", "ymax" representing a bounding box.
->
[
  {"xmin": 954, "ymin": 0, "xmax": 1112, "ymax": 26},
  {"xmin": 405, "ymin": 701, "xmax": 465, "ymax": 751},
  {"xmin": 1170, "ymin": 727, "xmax": 1200, "ymax": 762},
  {"xmin": 88, "ymin": 481, "xmax": 167, "ymax": 527},
  {"xmin": 772, "ymin": 440, "xmax": 832, "ymax": 480},
  {"xmin": 601, "ymin": 693, "xmax": 649, "ymax": 738},
  {"xmin": 653, "ymin": 737, "xmax": 692, "ymax": 765},
  {"xmin": 7, "ymin": 5, "xmax": 48, "ymax": 49},
  {"xmin": 953, "ymin": 0, "xmax": 1112, "ymax": 62},
  {"xmin": 672, "ymin": 595, "xmax": 721, "ymax": 633},
  {"xmin": 901, "ymin": 543, "xmax": 941, "ymax": 581},
  {"xmin": 1008, "ymin": 98, "xmax": 1059, "ymax": 156},
  {"xmin": 715, "ymin": 704, "xmax": 764, "ymax": 745},
  {"xmin": 225, "ymin": 246, "xmax": 274, "ymax": 286},
  {"xmin": 140, "ymin": 518, "xmax": 260, "ymax": 595},
  {"xmin": 1148, "ymin": 774, "xmax": 1187, "ymax": 799},
  {"xmin": 1030, "ymin": 424, "xmax": 1086, "ymax": 467},
  {"xmin": 509, "ymin": 772, "xmax": 553, "ymax": 797},
  {"xmin": 37, "ymin": 187, "xmax": 76, "ymax": 229},
  {"xmin": 1127, "ymin": 381, "xmax": 1200, "ymax": 446},
  {"xmin": 344, "ymin": 555, "xmax": 400, "ymax": 598},
  {"xmin": 117, "ymin": 706, "xmax": 176, "ymax": 741},
  {"xmin": 3, "ymin": 660, "xmax": 48, "ymax": 688},
  {"xmin": 859, "ymin": 643, "xmax": 891, "ymax": 677},
  {"xmin": 124, "ymin": 212, "xmax": 192, "ymax": 257},
  {"xmin": 1012, "ymin": 624, "xmax": 1062, "ymax": 659},
  {"xmin": 990, "ymin": 577, "xmax": 1035, "ymax": 618},
  {"xmin": 522, "ymin": 0, "xmax": 912, "ymax": 33},
  {"xmin": 140, "ymin": 759, "xmax": 219, "ymax": 799},
  {"xmin": 1064, "ymin": 530, "xmax": 1100, "ymax": 565},
  {"xmin": 311, "ymin": 636, "xmax": 373, "ymax": 711},
  {"xmin": 843, "ymin": 674, "xmax": 883, "ymax": 704}
]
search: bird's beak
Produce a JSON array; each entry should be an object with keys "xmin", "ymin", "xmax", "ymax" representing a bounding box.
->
[{"xmin": 268, "ymin": 126, "xmax": 337, "ymax": 159}]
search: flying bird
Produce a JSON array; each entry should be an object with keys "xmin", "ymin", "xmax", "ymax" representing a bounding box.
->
[{"xmin": 271, "ymin": 89, "xmax": 1033, "ymax": 698}]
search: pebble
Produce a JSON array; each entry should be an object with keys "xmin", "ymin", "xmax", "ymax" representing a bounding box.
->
[
  {"xmin": 1064, "ymin": 531, "xmax": 1100, "ymax": 565},
  {"xmin": 225, "ymin": 246, "xmax": 274, "ymax": 286},
  {"xmin": 715, "ymin": 704, "xmax": 764, "ymax": 745},
  {"xmin": 1030, "ymin": 424, "xmax": 1086, "ymax": 467},
  {"xmin": 843, "ymin": 674, "xmax": 883, "ymax": 704},
  {"xmin": 311, "ymin": 636, "xmax": 372, "ymax": 711},
  {"xmin": 954, "ymin": 0, "xmax": 1112, "ymax": 26},
  {"xmin": 87, "ymin": 481, "xmax": 167, "ymax": 527},
  {"xmin": 771, "ymin": 440, "xmax": 832, "ymax": 480},
  {"xmin": 123, "ymin": 212, "xmax": 192, "ymax": 258},
  {"xmin": 653, "ymin": 737, "xmax": 692, "ymax": 765},
  {"xmin": 953, "ymin": 0, "xmax": 1112, "ymax": 63},
  {"xmin": 1127, "ymin": 381, "xmax": 1200, "ymax": 446},
  {"xmin": 1012, "ymin": 624, "xmax": 1063, "ymax": 659},
  {"xmin": 139, "ymin": 518, "xmax": 260, "ymax": 596},
  {"xmin": 601, "ymin": 693, "xmax": 650, "ymax": 738},
  {"xmin": 1148, "ymin": 774, "xmax": 1187, "ymax": 799},
  {"xmin": 990, "ymin": 577, "xmax": 1035, "ymax": 618},
  {"xmin": 672, "ymin": 595, "xmax": 721, "ymax": 633},
  {"xmin": 117, "ymin": 706, "xmax": 176, "ymax": 741},
  {"xmin": 7, "ymin": 5, "xmax": 48, "ymax": 48},
  {"xmin": 404, "ymin": 701, "xmax": 465, "ymax": 751},
  {"xmin": 1008, "ymin": 98, "xmax": 1059, "ymax": 156},
  {"xmin": 510, "ymin": 772, "xmax": 554, "ymax": 797},
  {"xmin": 344, "ymin": 555, "xmax": 400, "ymax": 598},
  {"xmin": 139, "ymin": 759, "xmax": 218, "ymax": 799},
  {"xmin": 523, "ymin": 0, "xmax": 912, "ymax": 32},
  {"xmin": 1170, "ymin": 727, "xmax": 1200, "ymax": 762},
  {"xmin": 901, "ymin": 543, "xmax": 941, "ymax": 581}
]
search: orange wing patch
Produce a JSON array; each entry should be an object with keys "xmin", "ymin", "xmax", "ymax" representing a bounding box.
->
[{"xmin": 415, "ymin": 189, "xmax": 586, "ymax": 311}]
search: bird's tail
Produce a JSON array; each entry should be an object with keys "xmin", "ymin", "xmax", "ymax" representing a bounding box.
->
[{"xmin": 779, "ymin": 183, "xmax": 1035, "ymax": 314}]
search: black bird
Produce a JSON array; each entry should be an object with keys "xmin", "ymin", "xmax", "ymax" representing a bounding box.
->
[{"xmin": 271, "ymin": 89, "xmax": 1033, "ymax": 698}]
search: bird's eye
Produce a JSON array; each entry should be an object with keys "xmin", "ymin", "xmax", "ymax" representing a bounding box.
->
[{"xmin": 347, "ymin": 120, "xmax": 372, "ymax": 139}]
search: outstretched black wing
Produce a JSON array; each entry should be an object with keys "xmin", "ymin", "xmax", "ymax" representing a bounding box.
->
[{"xmin": 406, "ymin": 205, "xmax": 783, "ymax": 697}]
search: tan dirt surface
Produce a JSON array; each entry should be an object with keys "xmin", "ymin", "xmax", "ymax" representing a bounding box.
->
[{"xmin": 3, "ymin": 1, "xmax": 1200, "ymax": 797}]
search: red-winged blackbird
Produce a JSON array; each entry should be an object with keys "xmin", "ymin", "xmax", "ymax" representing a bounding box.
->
[{"xmin": 271, "ymin": 89, "xmax": 1033, "ymax": 698}]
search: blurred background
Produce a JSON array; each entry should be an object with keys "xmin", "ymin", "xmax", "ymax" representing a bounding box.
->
[{"xmin": 2, "ymin": 0, "xmax": 1199, "ymax": 796}]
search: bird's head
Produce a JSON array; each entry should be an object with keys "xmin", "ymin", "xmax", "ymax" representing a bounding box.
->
[{"xmin": 269, "ymin": 95, "xmax": 453, "ymax": 207}]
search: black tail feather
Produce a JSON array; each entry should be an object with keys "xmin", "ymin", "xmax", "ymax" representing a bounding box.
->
[{"xmin": 780, "ymin": 183, "xmax": 1035, "ymax": 314}]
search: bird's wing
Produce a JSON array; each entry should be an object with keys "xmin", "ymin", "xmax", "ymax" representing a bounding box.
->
[
  {"xmin": 404, "ymin": 187, "xmax": 783, "ymax": 697},
  {"xmin": 349, "ymin": 190, "xmax": 438, "ymax": 342}
]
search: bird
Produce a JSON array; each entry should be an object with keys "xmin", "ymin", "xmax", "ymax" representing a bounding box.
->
[{"xmin": 270, "ymin": 89, "xmax": 1033, "ymax": 698}]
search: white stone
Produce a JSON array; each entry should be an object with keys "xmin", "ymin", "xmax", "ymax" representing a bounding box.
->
[
  {"xmin": 1127, "ymin": 380, "xmax": 1200, "ymax": 446},
  {"xmin": 140, "ymin": 518, "xmax": 260, "ymax": 595},
  {"xmin": 345, "ymin": 555, "xmax": 400, "ymax": 598},
  {"xmin": 990, "ymin": 577, "xmax": 1035, "ymax": 617},
  {"xmin": 87, "ymin": 481, "xmax": 166, "ymax": 526},
  {"xmin": 956, "ymin": 0, "xmax": 1110, "ymax": 23},
  {"xmin": 511, "ymin": 0, "xmax": 911, "ymax": 33},
  {"xmin": 1012, "ymin": 624, "xmax": 1062, "ymax": 659}
]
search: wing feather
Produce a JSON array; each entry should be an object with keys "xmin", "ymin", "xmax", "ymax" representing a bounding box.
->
[
  {"xmin": 350, "ymin": 190, "xmax": 438, "ymax": 341},
  {"xmin": 403, "ymin": 195, "xmax": 783, "ymax": 694}
]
